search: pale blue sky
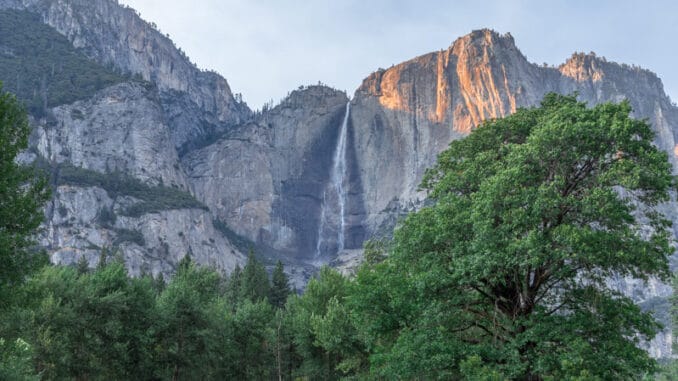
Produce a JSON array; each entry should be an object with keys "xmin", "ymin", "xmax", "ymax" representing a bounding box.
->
[{"xmin": 120, "ymin": 0, "xmax": 677, "ymax": 110}]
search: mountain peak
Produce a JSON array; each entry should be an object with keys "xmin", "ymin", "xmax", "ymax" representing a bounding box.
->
[
  {"xmin": 559, "ymin": 52, "xmax": 607, "ymax": 82},
  {"xmin": 451, "ymin": 29, "xmax": 516, "ymax": 50}
]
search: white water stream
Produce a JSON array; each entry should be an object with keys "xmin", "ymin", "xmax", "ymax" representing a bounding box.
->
[{"xmin": 315, "ymin": 101, "xmax": 350, "ymax": 258}]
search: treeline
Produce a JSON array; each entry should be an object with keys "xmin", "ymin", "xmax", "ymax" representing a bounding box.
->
[
  {"xmin": 0, "ymin": 250, "xmax": 369, "ymax": 380},
  {"xmin": 4, "ymin": 249, "xmax": 678, "ymax": 380}
]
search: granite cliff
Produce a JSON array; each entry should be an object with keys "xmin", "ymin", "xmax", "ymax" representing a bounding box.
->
[{"xmin": 0, "ymin": 0, "xmax": 251, "ymax": 275}]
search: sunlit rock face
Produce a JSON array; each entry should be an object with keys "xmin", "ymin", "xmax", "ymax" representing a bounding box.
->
[{"xmin": 350, "ymin": 29, "xmax": 678, "ymax": 249}]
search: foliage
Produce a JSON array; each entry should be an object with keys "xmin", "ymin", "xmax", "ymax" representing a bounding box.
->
[
  {"xmin": 0, "ymin": 10, "xmax": 129, "ymax": 116},
  {"xmin": 653, "ymin": 360, "xmax": 678, "ymax": 381},
  {"xmin": 55, "ymin": 163, "xmax": 207, "ymax": 216},
  {"xmin": 154, "ymin": 257, "xmax": 224, "ymax": 380},
  {"xmin": 0, "ymin": 338, "xmax": 38, "ymax": 381},
  {"xmin": 363, "ymin": 238, "xmax": 388, "ymax": 265},
  {"xmin": 350, "ymin": 94, "xmax": 674, "ymax": 380},
  {"xmin": 0, "ymin": 91, "xmax": 673, "ymax": 380},
  {"xmin": 0, "ymin": 85, "xmax": 50, "ymax": 301},
  {"xmin": 238, "ymin": 250, "xmax": 271, "ymax": 303},
  {"xmin": 269, "ymin": 260, "xmax": 291, "ymax": 309},
  {"xmin": 0, "ymin": 86, "xmax": 49, "ymax": 379},
  {"xmin": 26, "ymin": 261, "xmax": 157, "ymax": 380},
  {"xmin": 286, "ymin": 267, "xmax": 367, "ymax": 379}
]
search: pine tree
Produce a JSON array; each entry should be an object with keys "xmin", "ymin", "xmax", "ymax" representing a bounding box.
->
[
  {"xmin": 269, "ymin": 260, "xmax": 291, "ymax": 309},
  {"xmin": 226, "ymin": 265, "xmax": 242, "ymax": 307},
  {"xmin": 239, "ymin": 250, "xmax": 270, "ymax": 303},
  {"xmin": 76, "ymin": 255, "xmax": 90, "ymax": 275}
]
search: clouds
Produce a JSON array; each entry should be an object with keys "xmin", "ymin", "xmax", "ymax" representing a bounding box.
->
[{"xmin": 120, "ymin": 0, "xmax": 677, "ymax": 109}]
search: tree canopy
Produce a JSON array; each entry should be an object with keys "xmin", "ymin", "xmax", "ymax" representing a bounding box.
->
[
  {"xmin": 0, "ymin": 84, "xmax": 49, "ymax": 302},
  {"xmin": 351, "ymin": 93, "xmax": 674, "ymax": 380}
]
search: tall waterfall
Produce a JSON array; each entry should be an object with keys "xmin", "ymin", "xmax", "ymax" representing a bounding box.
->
[{"xmin": 315, "ymin": 102, "xmax": 350, "ymax": 258}]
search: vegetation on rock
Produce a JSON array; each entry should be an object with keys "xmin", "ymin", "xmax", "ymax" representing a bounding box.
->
[{"xmin": 0, "ymin": 10, "xmax": 130, "ymax": 116}]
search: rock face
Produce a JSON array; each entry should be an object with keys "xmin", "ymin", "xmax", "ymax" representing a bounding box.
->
[
  {"xmin": 0, "ymin": 0, "xmax": 250, "ymax": 275},
  {"xmin": 185, "ymin": 86, "xmax": 351, "ymax": 262},
  {"xmin": 34, "ymin": 82, "xmax": 188, "ymax": 188},
  {"xmin": 350, "ymin": 30, "xmax": 678, "ymax": 246},
  {"xmin": 44, "ymin": 185, "xmax": 242, "ymax": 277},
  {"xmin": 30, "ymin": 80, "xmax": 245, "ymax": 277}
]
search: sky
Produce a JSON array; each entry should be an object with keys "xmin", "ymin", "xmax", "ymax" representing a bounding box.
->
[{"xmin": 119, "ymin": 0, "xmax": 678, "ymax": 110}]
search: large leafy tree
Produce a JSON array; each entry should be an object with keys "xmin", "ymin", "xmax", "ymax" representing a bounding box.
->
[
  {"xmin": 352, "ymin": 94, "xmax": 674, "ymax": 380},
  {"xmin": 0, "ymin": 85, "xmax": 49, "ymax": 380},
  {"xmin": 0, "ymin": 85, "xmax": 49, "ymax": 301}
]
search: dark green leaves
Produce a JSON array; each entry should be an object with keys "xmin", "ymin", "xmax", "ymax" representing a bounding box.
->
[{"xmin": 353, "ymin": 94, "xmax": 674, "ymax": 379}]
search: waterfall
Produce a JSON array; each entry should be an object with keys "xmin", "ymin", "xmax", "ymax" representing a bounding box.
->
[
  {"xmin": 315, "ymin": 101, "xmax": 350, "ymax": 258},
  {"xmin": 333, "ymin": 102, "xmax": 350, "ymax": 251}
]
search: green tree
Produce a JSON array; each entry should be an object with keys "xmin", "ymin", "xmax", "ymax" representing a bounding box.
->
[
  {"xmin": 0, "ymin": 338, "xmax": 38, "ymax": 381},
  {"xmin": 27, "ymin": 260, "xmax": 157, "ymax": 380},
  {"xmin": 352, "ymin": 94, "xmax": 674, "ymax": 380},
  {"xmin": 225, "ymin": 264, "xmax": 242, "ymax": 308},
  {"xmin": 154, "ymin": 260, "xmax": 222, "ymax": 380},
  {"xmin": 0, "ymin": 84, "xmax": 49, "ymax": 380},
  {"xmin": 0, "ymin": 85, "xmax": 49, "ymax": 301},
  {"xmin": 239, "ymin": 250, "xmax": 270, "ymax": 303},
  {"xmin": 269, "ymin": 260, "xmax": 291, "ymax": 309},
  {"xmin": 287, "ymin": 267, "xmax": 366, "ymax": 380},
  {"xmin": 229, "ymin": 300, "xmax": 276, "ymax": 380}
]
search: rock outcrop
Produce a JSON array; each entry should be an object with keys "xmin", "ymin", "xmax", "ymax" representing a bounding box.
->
[{"xmin": 28, "ymin": 80, "xmax": 245, "ymax": 277}]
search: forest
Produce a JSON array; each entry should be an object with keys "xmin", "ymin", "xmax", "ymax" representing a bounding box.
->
[{"xmin": 2, "ymin": 82, "xmax": 678, "ymax": 380}]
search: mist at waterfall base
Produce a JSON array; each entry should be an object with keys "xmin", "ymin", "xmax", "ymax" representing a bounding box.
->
[{"xmin": 315, "ymin": 102, "xmax": 350, "ymax": 260}]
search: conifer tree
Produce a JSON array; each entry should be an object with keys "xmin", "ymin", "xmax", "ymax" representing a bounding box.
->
[
  {"xmin": 240, "ymin": 249, "xmax": 270, "ymax": 302},
  {"xmin": 269, "ymin": 260, "xmax": 291, "ymax": 309}
]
